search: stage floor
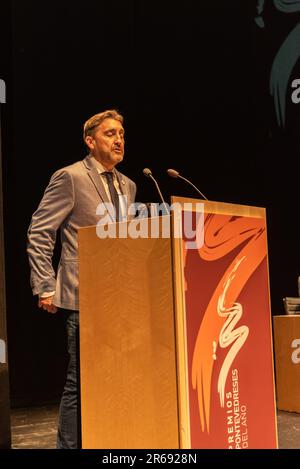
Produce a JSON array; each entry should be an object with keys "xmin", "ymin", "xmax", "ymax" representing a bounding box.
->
[{"xmin": 10, "ymin": 405, "xmax": 300, "ymax": 449}]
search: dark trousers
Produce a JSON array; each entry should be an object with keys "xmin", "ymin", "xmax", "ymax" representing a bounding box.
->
[{"xmin": 57, "ymin": 310, "xmax": 81, "ymax": 449}]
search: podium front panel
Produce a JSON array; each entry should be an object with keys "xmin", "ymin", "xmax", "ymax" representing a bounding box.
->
[
  {"xmin": 273, "ymin": 315, "xmax": 300, "ymax": 412},
  {"xmin": 78, "ymin": 219, "xmax": 179, "ymax": 449}
]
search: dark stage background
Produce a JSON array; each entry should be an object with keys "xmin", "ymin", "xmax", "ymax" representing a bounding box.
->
[{"xmin": 1, "ymin": 0, "xmax": 300, "ymax": 405}]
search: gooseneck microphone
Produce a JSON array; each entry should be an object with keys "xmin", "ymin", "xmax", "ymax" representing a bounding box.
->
[
  {"xmin": 143, "ymin": 168, "xmax": 170, "ymax": 214},
  {"xmin": 167, "ymin": 168, "xmax": 208, "ymax": 200}
]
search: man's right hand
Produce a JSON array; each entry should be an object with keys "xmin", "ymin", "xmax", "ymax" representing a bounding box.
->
[{"xmin": 38, "ymin": 296, "xmax": 57, "ymax": 314}]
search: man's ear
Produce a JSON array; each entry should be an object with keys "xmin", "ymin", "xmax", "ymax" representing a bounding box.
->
[{"xmin": 85, "ymin": 135, "xmax": 94, "ymax": 150}]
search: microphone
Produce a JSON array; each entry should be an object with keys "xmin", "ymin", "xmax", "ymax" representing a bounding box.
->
[
  {"xmin": 143, "ymin": 168, "xmax": 170, "ymax": 215},
  {"xmin": 167, "ymin": 168, "xmax": 208, "ymax": 200}
]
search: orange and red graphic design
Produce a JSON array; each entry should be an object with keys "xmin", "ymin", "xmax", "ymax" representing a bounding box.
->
[{"xmin": 182, "ymin": 211, "xmax": 277, "ymax": 448}]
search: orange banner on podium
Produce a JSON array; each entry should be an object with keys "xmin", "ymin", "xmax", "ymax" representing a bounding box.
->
[{"xmin": 172, "ymin": 198, "xmax": 277, "ymax": 449}]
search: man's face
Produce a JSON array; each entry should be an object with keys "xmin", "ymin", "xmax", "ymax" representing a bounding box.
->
[{"xmin": 86, "ymin": 118, "xmax": 125, "ymax": 170}]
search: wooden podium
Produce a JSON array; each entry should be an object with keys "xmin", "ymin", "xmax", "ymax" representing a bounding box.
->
[
  {"xmin": 273, "ymin": 315, "xmax": 300, "ymax": 413},
  {"xmin": 78, "ymin": 215, "xmax": 178, "ymax": 449},
  {"xmin": 78, "ymin": 197, "xmax": 277, "ymax": 449}
]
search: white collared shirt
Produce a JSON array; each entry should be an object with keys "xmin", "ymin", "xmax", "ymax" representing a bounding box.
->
[
  {"xmin": 91, "ymin": 157, "xmax": 127, "ymax": 221},
  {"xmin": 91, "ymin": 157, "xmax": 122, "ymax": 200}
]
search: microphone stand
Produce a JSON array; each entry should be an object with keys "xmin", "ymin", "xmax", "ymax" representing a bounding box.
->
[
  {"xmin": 177, "ymin": 174, "xmax": 208, "ymax": 200},
  {"xmin": 143, "ymin": 168, "xmax": 170, "ymax": 215}
]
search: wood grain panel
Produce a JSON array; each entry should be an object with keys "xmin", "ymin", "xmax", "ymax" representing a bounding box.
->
[
  {"xmin": 171, "ymin": 196, "xmax": 265, "ymax": 218},
  {"xmin": 273, "ymin": 316, "xmax": 300, "ymax": 412},
  {"xmin": 78, "ymin": 217, "xmax": 179, "ymax": 448}
]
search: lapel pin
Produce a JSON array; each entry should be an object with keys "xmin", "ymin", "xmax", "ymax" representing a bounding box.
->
[{"xmin": 121, "ymin": 180, "xmax": 125, "ymax": 185}]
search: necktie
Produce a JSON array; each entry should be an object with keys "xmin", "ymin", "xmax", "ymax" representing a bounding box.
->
[{"xmin": 103, "ymin": 171, "xmax": 120, "ymax": 222}]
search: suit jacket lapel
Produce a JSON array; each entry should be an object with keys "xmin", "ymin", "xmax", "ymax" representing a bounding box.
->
[
  {"xmin": 116, "ymin": 170, "xmax": 135, "ymax": 220},
  {"xmin": 115, "ymin": 170, "xmax": 129, "ymax": 199},
  {"xmin": 88, "ymin": 167, "xmax": 110, "ymax": 204},
  {"xmin": 84, "ymin": 155, "xmax": 110, "ymax": 204},
  {"xmin": 84, "ymin": 155, "xmax": 133, "ymax": 218},
  {"xmin": 88, "ymin": 166, "xmax": 116, "ymax": 222}
]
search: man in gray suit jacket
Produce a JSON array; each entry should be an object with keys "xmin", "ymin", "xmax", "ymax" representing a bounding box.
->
[{"xmin": 27, "ymin": 109, "xmax": 136, "ymax": 449}]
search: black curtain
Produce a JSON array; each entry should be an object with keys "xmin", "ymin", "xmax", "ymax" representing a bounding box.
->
[{"xmin": 3, "ymin": 0, "xmax": 300, "ymax": 405}]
